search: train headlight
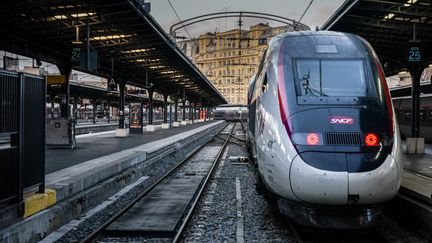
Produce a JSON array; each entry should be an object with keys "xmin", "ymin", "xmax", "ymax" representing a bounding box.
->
[
  {"xmin": 365, "ymin": 133, "xmax": 379, "ymax": 146},
  {"xmin": 292, "ymin": 133, "xmax": 323, "ymax": 146},
  {"xmin": 306, "ymin": 133, "xmax": 320, "ymax": 145}
]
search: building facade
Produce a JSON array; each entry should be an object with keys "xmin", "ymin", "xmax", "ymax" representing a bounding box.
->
[{"xmin": 182, "ymin": 23, "xmax": 308, "ymax": 104}]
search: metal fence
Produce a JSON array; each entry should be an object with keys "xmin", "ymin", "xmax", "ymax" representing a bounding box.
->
[
  {"xmin": 0, "ymin": 70, "xmax": 45, "ymax": 207},
  {"xmin": 0, "ymin": 71, "xmax": 20, "ymax": 204}
]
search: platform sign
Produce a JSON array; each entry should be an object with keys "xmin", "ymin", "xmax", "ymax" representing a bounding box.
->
[
  {"xmin": 129, "ymin": 103, "xmax": 143, "ymax": 133},
  {"xmin": 108, "ymin": 78, "xmax": 117, "ymax": 91},
  {"xmin": 71, "ymin": 45, "xmax": 81, "ymax": 62},
  {"xmin": 408, "ymin": 46, "xmax": 421, "ymax": 63}
]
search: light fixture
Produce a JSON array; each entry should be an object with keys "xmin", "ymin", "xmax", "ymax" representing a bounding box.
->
[
  {"xmin": 149, "ymin": 65, "xmax": 165, "ymax": 69},
  {"xmin": 306, "ymin": 133, "xmax": 320, "ymax": 145},
  {"xmin": 161, "ymin": 70, "xmax": 175, "ymax": 74},
  {"xmin": 135, "ymin": 58, "xmax": 160, "ymax": 62},
  {"xmin": 122, "ymin": 48, "xmax": 154, "ymax": 54},
  {"xmin": 384, "ymin": 13, "xmax": 395, "ymax": 20},
  {"xmin": 404, "ymin": 0, "xmax": 418, "ymax": 6},
  {"xmin": 91, "ymin": 34, "xmax": 132, "ymax": 41},
  {"xmin": 365, "ymin": 133, "xmax": 379, "ymax": 146},
  {"xmin": 70, "ymin": 12, "xmax": 96, "ymax": 18}
]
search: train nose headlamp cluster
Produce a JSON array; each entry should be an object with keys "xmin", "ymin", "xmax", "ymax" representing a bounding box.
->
[
  {"xmin": 292, "ymin": 133, "xmax": 323, "ymax": 146},
  {"xmin": 293, "ymin": 132, "xmax": 384, "ymax": 147}
]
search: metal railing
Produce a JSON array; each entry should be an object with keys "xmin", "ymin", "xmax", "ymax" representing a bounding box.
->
[{"xmin": 0, "ymin": 70, "xmax": 46, "ymax": 213}]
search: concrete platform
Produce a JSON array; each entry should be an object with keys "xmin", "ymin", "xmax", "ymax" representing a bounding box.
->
[
  {"xmin": 399, "ymin": 143, "xmax": 432, "ymax": 200},
  {"xmin": 386, "ymin": 143, "xmax": 432, "ymax": 240},
  {"xmin": 46, "ymin": 121, "xmax": 219, "ymax": 174},
  {"xmin": 403, "ymin": 143, "xmax": 432, "ymax": 178},
  {"xmin": 0, "ymin": 121, "xmax": 225, "ymax": 242},
  {"xmin": 400, "ymin": 143, "xmax": 432, "ymax": 201}
]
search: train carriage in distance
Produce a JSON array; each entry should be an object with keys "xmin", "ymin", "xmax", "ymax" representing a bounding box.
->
[{"xmin": 248, "ymin": 31, "xmax": 403, "ymax": 229}]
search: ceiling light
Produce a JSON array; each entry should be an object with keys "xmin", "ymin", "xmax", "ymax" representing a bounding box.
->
[
  {"xmin": 161, "ymin": 70, "xmax": 175, "ymax": 74},
  {"xmin": 70, "ymin": 12, "xmax": 96, "ymax": 18},
  {"xmin": 122, "ymin": 48, "xmax": 152, "ymax": 54},
  {"xmin": 135, "ymin": 58, "xmax": 160, "ymax": 62},
  {"xmin": 51, "ymin": 15, "xmax": 68, "ymax": 20},
  {"xmin": 91, "ymin": 34, "xmax": 132, "ymax": 41},
  {"xmin": 404, "ymin": 0, "xmax": 418, "ymax": 6},
  {"xmin": 384, "ymin": 13, "xmax": 395, "ymax": 20},
  {"xmin": 149, "ymin": 65, "xmax": 165, "ymax": 69}
]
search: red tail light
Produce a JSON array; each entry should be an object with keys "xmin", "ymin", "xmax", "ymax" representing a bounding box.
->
[
  {"xmin": 306, "ymin": 133, "xmax": 320, "ymax": 145},
  {"xmin": 365, "ymin": 133, "xmax": 379, "ymax": 146}
]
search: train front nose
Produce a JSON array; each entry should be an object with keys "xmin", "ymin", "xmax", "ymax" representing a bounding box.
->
[
  {"xmin": 288, "ymin": 108, "xmax": 399, "ymax": 205},
  {"xmin": 289, "ymin": 152, "xmax": 399, "ymax": 205}
]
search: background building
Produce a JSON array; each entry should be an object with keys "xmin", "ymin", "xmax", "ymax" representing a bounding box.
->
[{"xmin": 179, "ymin": 23, "xmax": 309, "ymax": 104}]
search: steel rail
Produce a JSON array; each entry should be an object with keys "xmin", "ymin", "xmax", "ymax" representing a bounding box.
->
[
  {"xmin": 80, "ymin": 122, "xmax": 230, "ymax": 243},
  {"xmin": 172, "ymin": 122, "xmax": 236, "ymax": 242}
]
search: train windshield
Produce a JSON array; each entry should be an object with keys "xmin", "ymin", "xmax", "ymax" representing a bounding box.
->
[{"xmin": 295, "ymin": 59, "xmax": 367, "ymax": 98}]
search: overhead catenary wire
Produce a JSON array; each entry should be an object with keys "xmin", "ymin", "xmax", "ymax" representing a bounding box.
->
[
  {"xmin": 293, "ymin": 0, "xmax": 314, "ymax": 30},
  {"xmin": 167, "ymin": 0, "xmax": 213, "ymax": 72}
]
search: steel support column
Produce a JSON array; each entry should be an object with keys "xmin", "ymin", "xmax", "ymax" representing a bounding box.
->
[
  {"xmin": 174, "ymin": 97, "xmax": 179, "ymax": 122},
  {"xmin": 118, "ymin": 80, "xmax": 126, "ymax": 129},
  {"xmin": 148, "ymin": 89, "xmax": 154, "ymax": 125},
  {"xmin": 182, "ymin": 99, "xmax": 186, "ymax": 121},
  {"xmin": 191, "ymin": 103, "xmax": 194, "ymax": 123},
  {"xmin": 163, "ymin": 94, "xmax": 168, "ymax": 123},
  {"xmin": 73, "ymin": 97, "xmax": 78, "ymax": 120},
  {"xmin": 411, "ymin": 69, "xmax": 422, "ymax": 137},
  {"xmin": 107, "ymin": 102, "xmax": 111, "ymax": 123},
  {"xmin": 92, "ymin": 99, "xmax": 97, "ymax": 124},
  {"xmin": 58, "ymin": 64, "xmax": 71, "ymax": 118}
]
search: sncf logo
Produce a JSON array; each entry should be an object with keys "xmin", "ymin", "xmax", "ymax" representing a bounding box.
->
[{"xmin": 330, "ymin": 116, "xmax": 354, "ymax": 125}]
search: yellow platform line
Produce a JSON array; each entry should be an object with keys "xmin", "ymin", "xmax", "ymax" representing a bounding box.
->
[{"xmin": 23, "ymin": 189, "xmax": 56, "ymax": 218}]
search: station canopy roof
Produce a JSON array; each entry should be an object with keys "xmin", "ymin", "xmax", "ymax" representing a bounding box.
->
[
  {"xmin": 322, "ymin": 0, "xmax": 432, "ymax": 76},
  {"xmin": 0, "ymin": 0, "xmax": 227, "ymax": 105},
  {"xmin": 47, "ymin": 81, "xmax": 165, "ymax": 105}
]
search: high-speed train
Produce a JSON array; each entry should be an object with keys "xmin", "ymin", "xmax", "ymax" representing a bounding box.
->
[{"xmin": 248, "ymin": 31, "xmax": 403, "ymax": 229}]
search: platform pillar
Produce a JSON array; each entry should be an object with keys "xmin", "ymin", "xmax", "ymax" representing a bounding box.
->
[
  {"xmin": 406, "ymin": 28, "xmax": 426, "ymax": 154},
  {"xmin": 118, "ymin": 81, "xmax": 126, "ymax": 129},
  {"xmin": 50, "ymin": 95, "xmax": 55, "ymax": 118},
  {"xmin": 163, "ymin": 94, "xmax": 168, "ymax": 123},
  {"xmin": 191, "ymin": 103, "xmax": 194, "ymax": 123},
  {"xmin": 107, "ymin": 102, "xmax": 111, "ymax": 123},
  {"xmin": 58, "ymin": 64, "xmax": 71, "ymax": 119},
  {"xmin": 92, "ymin": 99, "xmax": 97, "ymax": 124},
  {"xmin": 73, "ymin": 97, "xmax": 78, "ymax": 120},
  {"xmin": 148, "ymin": 89, "xmax": 154, "ymax": 125},
  {"xmin": 182, "ymin": 100, "xmax": 186, "ymax": 121},
  {"xmin": 199, "ymin": 106, "xmax": 202, "ymax": 120},
  {"xmin": 204, "ymin": 106, "xmax": 207, "ymax": 121},
  {"xmin": 174, "ymin": 97, "xmax": 179, "ymax": 122}
]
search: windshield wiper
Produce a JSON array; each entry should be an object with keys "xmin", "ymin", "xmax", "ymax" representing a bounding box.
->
[{"xmin": 302, "ymin": 73, "xmax": 328, "ymax": 97}]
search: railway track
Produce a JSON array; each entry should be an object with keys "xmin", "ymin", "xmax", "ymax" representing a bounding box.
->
[{"xmin": 80, "ymin": 122, "xmax": 235, "ymax": 243}]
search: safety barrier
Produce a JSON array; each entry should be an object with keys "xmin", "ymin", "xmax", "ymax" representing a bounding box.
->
[{"xmin": 0, "ymin": 70, "xmax": 45, "ymax": 214}]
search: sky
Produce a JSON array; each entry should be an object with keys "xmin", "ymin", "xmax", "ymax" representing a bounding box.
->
[{"xmin": 147, "ymin": 0, "xmax": 346, "ymax": 37}]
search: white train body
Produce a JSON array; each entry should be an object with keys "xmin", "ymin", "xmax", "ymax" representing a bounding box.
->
[{"xmin": 248, "ymin": 31, "xmax": 403, "ymax": 228}]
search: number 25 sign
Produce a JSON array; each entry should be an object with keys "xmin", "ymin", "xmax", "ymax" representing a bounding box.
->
[{"xmin": 408, "ymin": 46, "xmax": 421, "ymax": 62}]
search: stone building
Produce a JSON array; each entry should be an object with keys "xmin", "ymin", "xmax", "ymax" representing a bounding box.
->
[{"xmin": 182, "ymin": 23, "xmax": 309, "ymax": 104}]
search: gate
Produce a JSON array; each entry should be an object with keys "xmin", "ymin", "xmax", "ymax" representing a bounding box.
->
[{"xmin": 0, "ymin": 70, "xmax": 46, "ymax": 206}]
